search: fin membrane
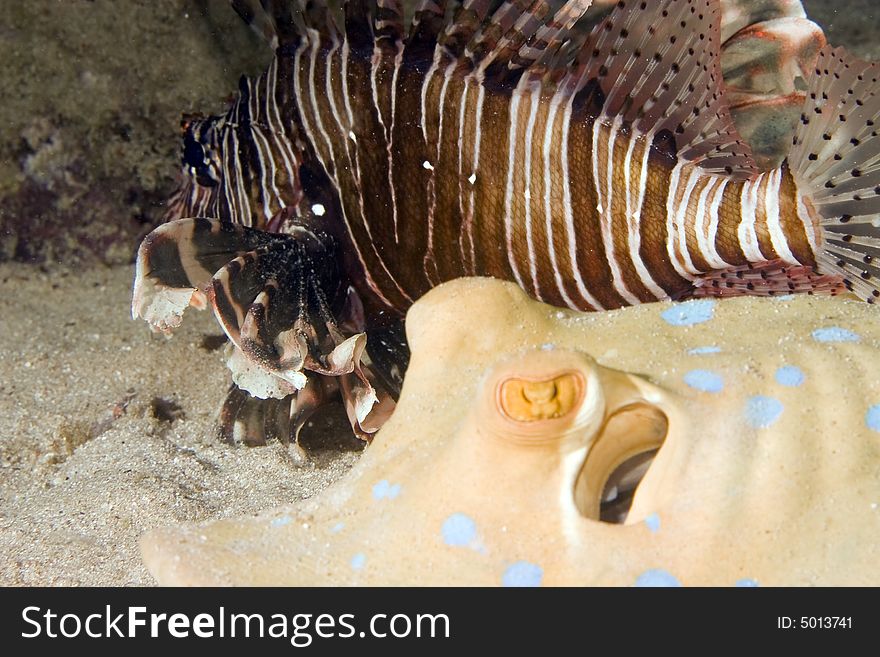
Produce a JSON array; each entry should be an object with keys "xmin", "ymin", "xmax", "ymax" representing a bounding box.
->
[
  {"xmin": 132, "ymin": 218, "xmax": 277, "ymax": 333},
  {"xmin": 566, "ymin": 0, "xmax": 757, "ymax": 177},
  {"xmin": 218, "ymin": 377, "xmax": 329, "ymax": 450}
]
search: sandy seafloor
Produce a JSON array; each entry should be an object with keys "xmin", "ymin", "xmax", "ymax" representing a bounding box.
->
[
  {"xmin": 0, "ymin": 264, "xmax": 362, "ymax": 585},
  {"xmin": 1, "ymin": 1, "xmax": 879, "ymax": 586}
]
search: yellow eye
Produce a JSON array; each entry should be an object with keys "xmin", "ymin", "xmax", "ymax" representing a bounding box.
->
[{"xmin": 499, "ymin": 373, "xmax": 582, "ymax": 422}]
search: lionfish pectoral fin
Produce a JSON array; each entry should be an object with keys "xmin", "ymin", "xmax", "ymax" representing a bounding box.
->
[
  {"xmin": 132, "ymin": 217, "xmax": 275, "ymax": 333},
  {"xmin": 219, "ymin": 346, "xmax": 396, "ymax": 450},
  {"xmin": 363, "ymin": 321, "xmax": 410, "ymax": 400},
  {"xmin": 218, "ymin": 373, "xmax": 394, "ymax": 457},
  {"xmin": 217, "ymin": 375, "xmax": 330, "ymax": 459},
  {"xmin": 207, "ymin": 225, "xmax": 393, "ymax": 441},
  {"xmin": 218, "ymin": 382, "xmax": 295, "ymax": 448},
  {"xmin": 788, "ymin": 47, "xmax": 880, "ymax": 304},
  {"xmin": 688, "ymin": 260, "xmax": 846, "ymax": 299}
]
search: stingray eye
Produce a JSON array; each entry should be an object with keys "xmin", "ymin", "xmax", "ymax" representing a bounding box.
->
[{"xmin": 499, "ymin": 373, "xmax": 582, "ymax": 422}]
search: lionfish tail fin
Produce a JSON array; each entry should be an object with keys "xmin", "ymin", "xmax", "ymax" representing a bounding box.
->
[{"xmin": 789, "ymin": 46, "xmax": 880, "ymax": 304}]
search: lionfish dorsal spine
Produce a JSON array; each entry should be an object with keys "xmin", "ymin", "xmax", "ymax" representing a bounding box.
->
[{"xmin": 202, "ymin": 1, "xmax": 879, "ymax": 309}]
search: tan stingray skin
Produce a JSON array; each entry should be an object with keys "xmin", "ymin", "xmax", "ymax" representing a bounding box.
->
[{"xmin": 141, "ymin": 278, "xmax": 880, "ymax": 586}]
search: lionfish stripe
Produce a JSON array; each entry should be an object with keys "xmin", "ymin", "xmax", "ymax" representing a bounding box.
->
[
  {"xmin": 264, "ymin": 58, "xmax": 300, "ymax": 207},
  {"xmin": 714, "ymin": 181, "xmax": 749, "ymax": 266},
  {"xmin": 452, "ymin": 77, "xmax": 476, "ymax": 277},
  {"xmin": 266, "ymin": 57, "xmax": 299, "ymax": 207},
  {"xmin": 523, "ymin": 82, "xmax": 543, "ymax": 300},
  {"xmin": 592, "ymin": 117, "xmax": 618, "ymax": 300},
  {"xmin": 469, "ymin": 89, "xmax": 516, "ymax": 279},
  {"xmin": 752, "ymin": 171, "xmax": 779, "ymax": 262},
  {"xmin": 229, "ymin": 126, "xmax": 253, "ymax": 227},
  {"xmin": 607, "ymin": 119, "xmax": 656, "ymax": 303},
  {"xmin": 232, "ymin": 79, "xmax": 257, "ymax": 227},
  {"xmin": 250, "ymin": 125, "xmax": 280, "ymax": 221},
  {"xmin": 664, "ymin": 163, "xmax": 698, "ymax": 281},
  {"xmin": 737, "ymin": 175, "xmax": 765, "ymax": 262},
  {"xmin": 682, "ymin": 175, "xmax": 713, "ymax": 274},
  {"xmin": 384, "ymin": 43, "xmax": 405, "ymax": 242},
  {"xmin": 504, "ymin": 90, "xmax": 529, "ymax": 293},
  {"xmin": 568, "ymin": 94, "xmax": 627, "ymax": 310},
  {"xmin": 796, "ymin": 194, "xmax": 821, "ymax": 255},
  {"xmin": 420, "ymin": 61, "xmax": 455, "ymax": 285},
  {"xmin": 764, "ymin": 168, "xmax": 798, "ymax": 264},
  {"xmin": 778, "ymin": 168, "xmax": 815, "ymax": 267},
  {"xmin": 624, "ymin": 131, "xmax": 666, "ymax": 300},
  {"xmin": 370, "ymin": 37, "xmax": 403, "ymax": 242},
  {"xmin": 691, "ymin": 176, "xmax": 720, "ymax": 271},
  {"xmin": 461, "ymin": 83, "xmax": 485, "ymax": 274},
  {"xmin": 434, "ymin": 69, "xmax": 469, "ymax": 282},
  {"xmin": 677, "ymin": 167, "xmax": 704, "ymax": 277},
  {"xmin": 559, "ymin": 97, "xmax": 601, "ymax": 311},
  {"xmin": 342, "ymin": 39, "xmax": 417, "ymax": 304},
  {"xmin": 293, "ymin": 34, "xmax": 401, "ymax": 310},
  {"xmin": 703, "ymin": 177, "xmax": 732, "ymax": 270},
  {"xmin": 542, "ymin": 91, "xmax": 578, "ymax": 309}
]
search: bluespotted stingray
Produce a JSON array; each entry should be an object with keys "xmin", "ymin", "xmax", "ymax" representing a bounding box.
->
[
  {"xmin": 131, "ymin": 0, "xmax": 880, "ymax": 449},
  {"xmin": 141, "ymin": 278, "xmax": 880, "ymax": 586}
]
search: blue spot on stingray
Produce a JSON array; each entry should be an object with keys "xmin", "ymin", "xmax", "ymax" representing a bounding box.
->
[
  {"xmin": 812, "ymin": 327, "xmax": 860, "ymax": 343},
  {"xmin": 502, "ymin": 561, "xmax": 543, "ymax": 587},
  {"xmin": 635, "ymin": 569, "xmax": 682, "ymax": 587},
  {"xmin": 775, "ymin": 365, "xmax": 805, "ymax": 387},
  {"xmin": 745, "ymin": 396, "xmax": 784, "ymax": 428},
  {"xmin": 331, "ymin": 522, "xmax": 345, "ymax": 533},
  {"xmin": 735, "ymin": 578, "xmax": 760, "ymax": 587},
  {"xmin": 372, "ymin": 480, "xmax": 402, "ymax": 500},
  {"xmin": 350, "ymin": 553, "xmax": 366, "ymax": 570},
  {"xmin": 270, "ymin": 515, "xmax": 292, "ymax": 528},
  {"xmin": 687, "ymin": 346, "xmax": 722, "ymax": 355},
  {"xmin": 661, "ymin": 299, "xmax": 715, "ymax": 326},
  {"xmin": 684, "ymin": 369, "xmax": 724, "ymax": 393},
  {"xmin": 644, "ymin": 513, "xmax": 661, "ymax": 533},
  {"xmin": 866, "ymin": 405, "xmax": 880, "ymax": 433},
  {"xmin": 442, "ymin": 513, "xmax": 477, "ymax": 547}
]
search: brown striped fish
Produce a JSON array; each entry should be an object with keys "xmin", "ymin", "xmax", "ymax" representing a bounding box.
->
[{"xmin": 132, "ymin": 0, "xmax": 880, "ymax": 449}]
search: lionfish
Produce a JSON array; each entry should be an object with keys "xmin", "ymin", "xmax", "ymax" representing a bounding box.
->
[{"xmin": 132, "ymin": 0, "xmax": 880, "ymax": 450}]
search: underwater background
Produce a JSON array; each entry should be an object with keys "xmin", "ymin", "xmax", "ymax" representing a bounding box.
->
[{"xmin": 0, "ymin": 1, "xmax": 877, "ymax": 584}]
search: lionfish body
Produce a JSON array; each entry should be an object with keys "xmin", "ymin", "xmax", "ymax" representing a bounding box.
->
[{"xmin": 134, "ymin": 0, "xmax": 880, "ymax": 446}]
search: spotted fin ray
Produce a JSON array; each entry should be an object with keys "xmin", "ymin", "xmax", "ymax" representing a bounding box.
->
[{"xmin": 789, "ymin": 46, "xmax": 880, "ymax": 303}]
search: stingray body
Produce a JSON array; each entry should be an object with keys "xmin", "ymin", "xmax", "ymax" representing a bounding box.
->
[
  {"xmin": 140, "ymin": 279, "xmax": 880, "ymax": 586},
  {"xmin": 132, "ymin": 0, "xmax": 880, "ymax": 445}
]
